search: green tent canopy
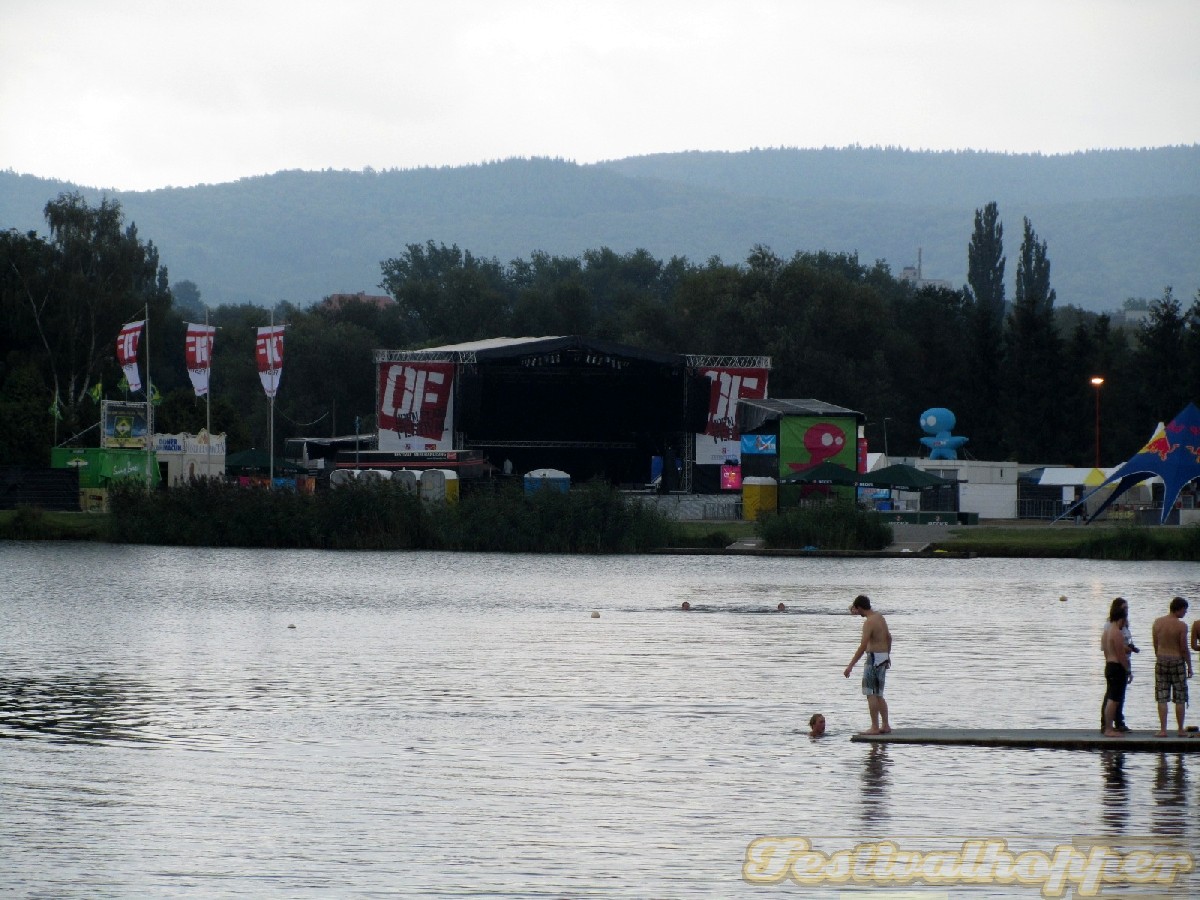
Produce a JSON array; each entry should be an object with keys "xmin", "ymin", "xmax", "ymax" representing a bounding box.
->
[
  {"xmin": 225, "ymin": 449, "xmax": 307, "ymax": 475},
  {"xmin": 781, "ymin": 462, "xmax": 955, "ymax": 490}
]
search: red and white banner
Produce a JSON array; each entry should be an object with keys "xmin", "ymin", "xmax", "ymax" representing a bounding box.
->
[
  {"xmin": 699, "ymin": 367, "xmax": 769, "ymax": 439},
  {"xmin": 116, "ymin": 320, "xmax": 145, "ymax": 392},
  {"xmin": 377, "ymin": 361, "xmax": 455, "ymax": 451},
  {"xmin": 185, "ymin": 323, "xmax": 216, "ymax": 397},
  {"xmin": 255, "ymin": 326, "xmax": 285, "ymax": 398}
]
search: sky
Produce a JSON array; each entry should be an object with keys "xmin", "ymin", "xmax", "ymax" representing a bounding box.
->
[{"xmin": 2, "ymin": 0, "xmax": 1197, "ymax": 191}]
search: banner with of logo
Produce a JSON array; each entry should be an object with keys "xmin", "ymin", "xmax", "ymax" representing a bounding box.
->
[
  {"xmin": 101, "ymin": 400, "xmax": 150, "ymax": 449},
  {"xmin": 116, "ymin": 321, "xmax": 145, "ymax": 392},
  {"xmin": 185, "ymin": 323, "xmax": 216, "ymax": 396},
  {"xmin": 255, "ymin": 326, "xmax": 285, "ymax": 398},
  {"xmin": 699, "ymin": 367, "xmax": 769, "ymax": 440},
  {"xmin": 377, "ymin": 362, "xmax": 455, "ymax": 452}
]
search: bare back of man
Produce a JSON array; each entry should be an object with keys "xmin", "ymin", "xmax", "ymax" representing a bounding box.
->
[{"xmin": 1151, "ymin": 597, "xmax": 1193, "ymax": 736}]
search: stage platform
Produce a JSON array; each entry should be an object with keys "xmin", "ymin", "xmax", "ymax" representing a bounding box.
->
[{"xmin": 849, "ymin": 728, "xmax": 1200, "ymax": 751}]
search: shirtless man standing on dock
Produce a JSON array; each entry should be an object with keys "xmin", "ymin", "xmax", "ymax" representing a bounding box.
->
[
  {"xmin": 1151, "ymin": 596, "xmax": 1192, "ymax": 737},
  {"xmin": 844, "ymin": 595, "xmax": 892, "ymax": 735},
  {"xmin": 1102, "ymin": 607, "xmax": 1130, "ymax": 738}
]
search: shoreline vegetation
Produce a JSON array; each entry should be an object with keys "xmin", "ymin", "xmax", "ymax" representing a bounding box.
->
[{"xmin": 2, "ymin": 484, "xmax": 1198, "ymax": 559}]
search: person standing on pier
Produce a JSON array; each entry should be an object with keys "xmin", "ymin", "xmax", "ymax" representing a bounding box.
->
[
  {"xmin": 1151, "ymin": 596, "xmax": 1192, "ymax": 737},
  {"xmin": 844, "ymin": 595, "xmax": 892, "ymax": 735},
  {"xmin": 1100, "ymin": 597, "xmax": 1137, "ymax": 732},
  {"xmin": 1102, "ymin": 604, "xmax": 1130, "ymax": 738}
]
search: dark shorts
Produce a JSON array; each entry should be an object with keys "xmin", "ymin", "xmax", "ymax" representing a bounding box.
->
[
  {"xmin": 1104, "ymin": 661, "xmax": 1128, "ymax": 705},
  {"xmin": 1155, "ymin": 658, "xmax": 1189, "ymax": 704}
]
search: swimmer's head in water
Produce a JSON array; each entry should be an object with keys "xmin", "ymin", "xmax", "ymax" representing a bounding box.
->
[{"xmin": 808, "ymin": 713, "xmax": 826, "ymax": 736}]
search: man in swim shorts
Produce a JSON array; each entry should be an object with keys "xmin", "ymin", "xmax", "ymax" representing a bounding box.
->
[
  {"xmin": 1102, "ymin": 603, "xmax": 1130, "ymax": 738},
  {"xmin": 844, "ymin": 594, "xmax": 892, "ymax": 735},
  {"xmin": 1151, "ymin": 596, "xmax": 1192, "ymax": 737}
]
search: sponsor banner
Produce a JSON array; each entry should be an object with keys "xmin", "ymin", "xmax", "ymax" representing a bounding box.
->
[
  {"xmin": 185, "ymin": 323, "xmax": 216, "ymax": 396},
  {"xmin": 699, "ymin": 367, "xmax": 768, "ymax": 439},
  {"xmin": 741, "ymin": 434, "xmax": 777, "ymax": 456},
  {"xmin": 695, "ymin": 434, "xmax": 741, "ymax": 467},
  {"xmin": 116, "ymin": 320, "xmax": 144, "ymax": 392},
  {"xmin": 377, "ymin": 362, "xmax": 455, "ymax": 452},
  {"xmin": 720, "ymin": 465, "xmax": 742, "ymax": 491},
  {"xmin": 154, "ymin": 432, "xmax": 227, "ymax": 456},
  {"xmin": 779, "ymin": 416, "xmax": 856, "ymax": 479},
  {"xmin": 255, "ymin": 326, "xmax": 285, "ymax": 398},
  {"xmin": 102, "ymin": 401, "xmax": 150, "ymax": 449}
]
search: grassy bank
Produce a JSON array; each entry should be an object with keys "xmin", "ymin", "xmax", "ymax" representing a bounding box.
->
[
  {"xmin": 0, "ymin": 507, "xmax": 110, "ymax": 541},
  {"xmin": 931, "ymin": 523, "xmax": 1200, "ymax": 560}
]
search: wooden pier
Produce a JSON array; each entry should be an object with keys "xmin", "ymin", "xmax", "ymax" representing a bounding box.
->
[{"xmin": 849, "ymin": 728, "xmax": 1200, "ymax": 751}]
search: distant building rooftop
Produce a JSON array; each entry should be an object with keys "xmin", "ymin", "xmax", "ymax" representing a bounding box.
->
[{"xmin": 322, "ymin": 292, "xmax": 395, "ymax": 310}]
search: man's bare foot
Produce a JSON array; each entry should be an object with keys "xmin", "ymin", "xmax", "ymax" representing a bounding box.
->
[
  {"xmin": 1154, "ymin": 731, "xmax": 1168, "ymax": 737},
  {"xmin": 1103, "ymin": 730, "xmax": 1125, "ymax": 737},
  {"xmin": 858, "ymin": 728, "xmax": 884, "ymax": 735},
  {"xmin": 880, "ymin": 727, "xmax": 892, "ymax": 734}
]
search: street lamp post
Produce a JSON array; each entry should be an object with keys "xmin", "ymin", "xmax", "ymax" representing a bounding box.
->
[
  {"xmin": 1090, "ymin": 377, "xmax": 1104, "ymax": 467},
  {"xmin": 882, "ymin": 417, "xmax": 891, "ymax": 458}
]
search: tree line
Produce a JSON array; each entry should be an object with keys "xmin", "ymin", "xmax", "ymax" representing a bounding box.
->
[{"xmin": 3, "ymin": 193, "xmax": 1198, "ymax": 470}]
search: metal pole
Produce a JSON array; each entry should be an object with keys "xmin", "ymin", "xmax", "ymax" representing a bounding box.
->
[
  {"xmin": 1094, "ymin": 387, "xmax": 1101, "ymax": 468},
  {"xmin": 145, "ymin": 303, "xmax": 153, "ymax": 488},
  {"xmin": 205, "ymin": 306, "xmax": 212, "ymax": 481},
  {"xmin": 269, "ymin": 307, "xmax": 275, "ymax": 486},
  {"xmin": 883, "ymin": 417, "xmax": 891, "ymax": 458}
]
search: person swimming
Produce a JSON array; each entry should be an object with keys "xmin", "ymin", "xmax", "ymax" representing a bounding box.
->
[{"xmin": 808, "ymin": 713, "xmax": 826, "ymax": 737}]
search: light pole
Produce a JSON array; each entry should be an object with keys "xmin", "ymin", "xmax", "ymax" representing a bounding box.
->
[
  {"xmin": 1090, "ymin": 377, "xmax": 1104, "ymax": 467},
  {"xmin": 882, "ymin": 417, "xmax": 891, "ymax": 458}
]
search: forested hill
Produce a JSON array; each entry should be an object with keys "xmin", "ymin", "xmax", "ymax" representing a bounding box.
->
[{"xmin": 2, "ymin": 146, "xmax": 1197, "ymax": 312}]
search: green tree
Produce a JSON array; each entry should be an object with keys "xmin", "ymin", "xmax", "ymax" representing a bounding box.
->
[
  {"xmin": 965, "ymin": 202, "xmax": 1006, "ymax": 456},
  {"xmin": 1003, "ymin": 218, "xmax": 1062, "ymax": 460},
  {"xmin": 1133, "ymin": 287, "xmax": 1192, "ymax": 421}
]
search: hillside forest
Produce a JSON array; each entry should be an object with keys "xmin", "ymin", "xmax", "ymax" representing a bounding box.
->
[{"xmin": 2, "ymin": 193, "xmax": 1198, "ymax": 472}]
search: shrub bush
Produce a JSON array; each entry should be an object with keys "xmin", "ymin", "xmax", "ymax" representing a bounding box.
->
[{"xmin": 755, "ymin": 501, "xmax": 893, "ymax": 551}]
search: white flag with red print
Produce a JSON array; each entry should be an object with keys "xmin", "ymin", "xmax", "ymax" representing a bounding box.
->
[
  {"xmin": 255, "ymin": 326, "xmax": 285, "ymax": 398},
  {"xmin": 116, "ymin": 320, "xmax": 145, "ymax": 392},
  {"xmin": 185, "ymin": 323, "xmax": 216, "ymax": 397}
]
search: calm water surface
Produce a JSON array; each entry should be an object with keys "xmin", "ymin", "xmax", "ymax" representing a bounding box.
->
[{"xmin": 2, "ymin": 542, "xmax": 1199, "ymax": 898}]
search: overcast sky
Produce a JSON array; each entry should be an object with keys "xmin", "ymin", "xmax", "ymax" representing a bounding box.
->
[{"xmin": 2, "ymin": 0, "xmax": 1197, "ymax": 191}]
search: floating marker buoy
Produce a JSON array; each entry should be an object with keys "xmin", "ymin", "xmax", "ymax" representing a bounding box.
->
[
  {"xmin": 590, "ymin": 611, "xmax": 600, "ymax": 618},
  {"xmin": 1059, "ymin": 596, "xmax": 1068, "ymax": 602}
]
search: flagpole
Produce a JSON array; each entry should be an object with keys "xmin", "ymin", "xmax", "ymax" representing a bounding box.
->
[
  {"xmin": 145, "ymin": 303, "xmax": 153, "ymax": 488},
  {"xmin": 205, "ymin": 306, "xmax": 212, "ymax": 481},
  {"xmin": 269, "ymin": 307, "xmax": 275, "ymax": 485}
]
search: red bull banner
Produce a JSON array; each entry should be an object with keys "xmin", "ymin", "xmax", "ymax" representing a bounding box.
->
[
  {"xmin": 255, "ymin": 326, "xmax": 285, "ymax": 398},
  {"xmin": 377, "ymin": 361, "xmax": 455, "ymax": 452},
  {"xmin": 700, "ymin": 367, "xmax": 768, "ymax": 439},
  {"xmin": 116, "ymin": 320, "xmax": 144, "ymax": 392},
  {"xmin": 185, "ymin": 323, "xmax": 216, "ymax": 397}
]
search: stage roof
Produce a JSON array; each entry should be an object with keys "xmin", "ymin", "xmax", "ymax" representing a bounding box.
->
[
  {"xmin": 738, "ymin": 398, "xmax": 865, "ymax": 432},
  {"xmin": 375, "ymin": 336, "xmax": 685, "ymax": 366}
]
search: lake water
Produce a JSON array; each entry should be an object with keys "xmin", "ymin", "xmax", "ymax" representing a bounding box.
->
[{"xmin": 2, "ymin": 542, "xmax": 1199, "ymax": 898}]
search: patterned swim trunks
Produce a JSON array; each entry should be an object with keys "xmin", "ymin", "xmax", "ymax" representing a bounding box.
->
[
  {"xmin": 862, "ymin": 652, "xmax": 889, "ymax": 697},
  {"xmin": 1154, "ymin": 658, "xmax": 1189, "ymax": 704}
]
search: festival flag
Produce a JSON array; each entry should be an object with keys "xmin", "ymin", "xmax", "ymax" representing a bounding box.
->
[
  {"xmin": 116, "ymin": 320, "xmax": 145, "ymax": 392},
  {"xmin": 89, "ymin": 381, "xmax": 103, "ymax": 403},
  {"xmin": 255, "ymin": 326, "xmax": 285, "ymax": 398},
  {"xmin": 184, "ymin": 323, "xmax": 217, "ymax": 396},
  {"xmin": 49, "ymin": 391, "xmax": 63, "ymax": 420}
]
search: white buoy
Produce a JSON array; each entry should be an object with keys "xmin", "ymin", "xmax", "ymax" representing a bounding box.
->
[
  {"xmin": 1058, "ymin": 596, "xmax": 1068, "ymax": 602},
  {"xmin": 590, "ymin": 611, "xmax": 600, "ymax": 618},
  {"xmin": 288, "ymin": 623, "xmax": 297, "ymax": 628}
]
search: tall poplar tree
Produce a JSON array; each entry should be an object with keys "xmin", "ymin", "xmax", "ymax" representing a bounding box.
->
[
  {"xmin": 1004, "ymin": 218, "xmax": 1062, "ymax": 460},
  {"xmin": 965, "ymin": 202, "xmax": 1006, "ymax": 457}
]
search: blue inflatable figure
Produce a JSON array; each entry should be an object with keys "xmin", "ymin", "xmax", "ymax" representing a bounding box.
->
[{"xmin": 919, "ymin": 407, "xmax": 968, "ymax": 460}]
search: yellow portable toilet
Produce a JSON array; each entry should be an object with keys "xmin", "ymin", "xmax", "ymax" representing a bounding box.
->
[{"xmin": 742, "ymin": 476, "xmax": 778, "ymax": 521}]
